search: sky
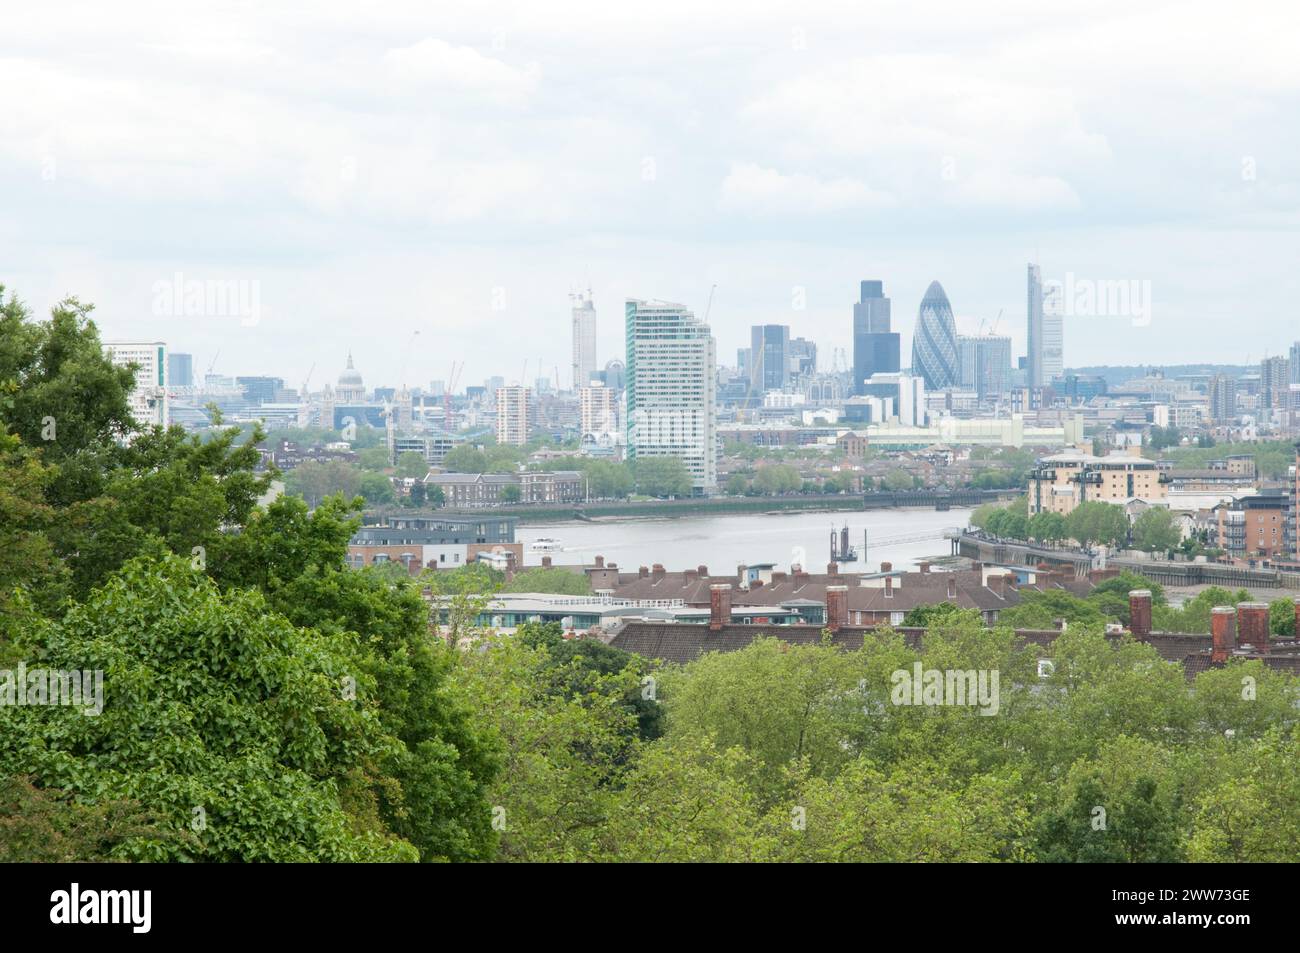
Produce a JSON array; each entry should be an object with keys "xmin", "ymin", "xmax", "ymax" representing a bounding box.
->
[{"xmin": 3, "ymin": 0, "xmax": 1299, "ymax": 392}]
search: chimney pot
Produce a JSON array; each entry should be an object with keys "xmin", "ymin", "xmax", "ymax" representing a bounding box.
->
[
  {"xmin": 595, "ymin": 555, "xmax": 604, "ymax": 567},
  {"xmin": 1236, "ymin": 602, "xmax": 1271, "ymax": 654},
  {"xmin": 1129, "ymin": 590, "xmax": 1153, "ymax": 641},
  {"xmin": 698, "ymin": 564, "xmax": 708, "ymax": 577},
  {"xmin": 827, "ymin": 562, "xmax": 838, "ymax": 575},
  {"xmin": 709, "ymin": 584, "xmax": 733, "ymax": 632},
  {"xmin": 541, "ymin": 556, "xmax": 552, "ymax": 568},
  {"xmin": 639, "ymin": 565, "xmax": 649, "ymax": 578},
  {"xmin": 920, "ymin": 561, "xmax": 931, "ymax": 574},
  {"xmin": 880, "ymin": 561, "xmax": 893, "ymax": 573},
  {"xmin": 825, "ymin": 584, "xmax": 848, "ymax": 633},
  {"xmin": 1211, "ymin": 606, "xmax": 1236, "ymax": 663}
]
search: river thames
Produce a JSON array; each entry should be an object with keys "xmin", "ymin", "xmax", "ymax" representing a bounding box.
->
[{"xmin": 518, "ymin": 507, "xmax": 973, "ymax": 574}]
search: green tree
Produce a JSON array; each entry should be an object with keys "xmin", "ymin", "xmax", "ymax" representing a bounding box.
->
[
  {"xmin": 633, "ymin": 457, "xmax": 692, "ymax": 497},
  {"xmin": 1131, "ymin": 507, "xmax": 1180, "ymax": 553}
]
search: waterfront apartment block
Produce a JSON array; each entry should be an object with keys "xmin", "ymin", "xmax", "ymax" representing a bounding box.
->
[
  {"xmin": 625, "ymin": 298, "xmax": 717, "ymax": 491},
  {"xmin": 1028, "ymin": 447, "xmax": 1170, "ymax": 516}
]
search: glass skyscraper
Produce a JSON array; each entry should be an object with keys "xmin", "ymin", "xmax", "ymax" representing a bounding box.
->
[
  {"xmin": 910, "ymin": 281, "xmax": 960, "ymax": 390},
  {"xmin": 852, "ymin": 280, "xmax": 899, "ymax": 394}
]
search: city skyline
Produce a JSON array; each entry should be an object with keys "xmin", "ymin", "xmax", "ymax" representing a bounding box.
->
[{"xmin": 6, "ymin": 2, "xmax": 1300, "ymax": 386}]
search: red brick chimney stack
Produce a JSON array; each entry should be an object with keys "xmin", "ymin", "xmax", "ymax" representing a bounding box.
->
[
  {"xmin": 1210, "ymin": 606, "xmax": 1236, "ymax": 663},
  {"xmin": 541, "ymin": 556, "xmax": 552, "ymax": 568},
  {"xmin": 880, "ymin": 561, "xmax": 893, "ymax": 573},
  {"xmin": 1129, "ymin": 590, "xmax": 1153, "ymax": 641},
  {"xmin": 825, "ymin": 585, "xmax": 848, "ymax": 633},
  {"xmin": 709, "ymin": 584, "xmax": 732, "ymax": 632},
  {"xmin": 1236, "ymin": 603, "xmax": 1270, "ymax": 654},
  {"xmin": 595, "ymin": 555, "xmax": 604, "ymax": 568}
]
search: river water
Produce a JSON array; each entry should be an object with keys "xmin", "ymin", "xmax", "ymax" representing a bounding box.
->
[{"xmin": 518, "ymin": 507, "xmax": 973, "ymax": 574}]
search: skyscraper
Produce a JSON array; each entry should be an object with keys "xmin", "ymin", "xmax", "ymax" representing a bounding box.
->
[
  {"xmin": 625, "ymin": 298, "xmax": 717, "ymax": 491},
  {"xmin": 749, "ymin": 324, "xmax": 790, "ymax": 392},
  {"xmin": 571, "ymin": 289, "xmax": 597, "ymax": 390},
  {"xmin": 1291, "ymin": 341, "xmax": 1300, "ymax": 385},
  {"xmin": 1027, "ymin": 263, "xmax": 1064, "ymax": 387},
  {"xmin": 910, "ymin": 281, "xmax": 960, "ymax": 390},
  {"xmin": 957, "ymin": 334, "xmax": 1012, "ymax": 399},
  {"xmin": 852, "ymin": 280, "xmax": 899, "ymax": 394},
  {"xmin": 168, "ymin": 352, "xmax": 194, "ymax": 388}
]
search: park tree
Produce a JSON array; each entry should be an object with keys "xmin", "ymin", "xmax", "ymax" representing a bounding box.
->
[
  {"xmin": 633, "ymin": 456, "xmax": 692, "ymax": 497},
  {"xmin": 1131, "ymin": 506, "xmax": 1180, "ymax": 553}
]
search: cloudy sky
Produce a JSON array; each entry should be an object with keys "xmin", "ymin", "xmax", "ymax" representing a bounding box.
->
[{"xmin": 4, "ymin": 0, "xmax": 1299, "ymax": 391}]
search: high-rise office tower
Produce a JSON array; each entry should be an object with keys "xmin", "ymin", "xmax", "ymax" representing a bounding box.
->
[
  {"xmin": 957, "ymin": 334, "xmax": 1013, "ymax": 399},
  {"xmin": 911, "ymin": 281, "xmax": 960, "ymax": 390},
  {"xmin": 495, "ymin": 385, "xmax": 531, "ymax": 445},
  {"xmin": 1027, "ymin": 263, "xmax": 1064, "ymax": 387},
  {"xmin": 168, "ymin": 352, "xmax": 194, "ymax": 388},
  {"xmin": 852, "ymin": 280, "xmax": 899, "ymax": 394},
  {"xmin": 1291, "ymin": 342, "xmax": 1300, "ymax": 384},
  {"xmin": 625, "ymin": 298, "xmax": 717, "ymax": 491},
  {"xmin": 571, "ymin": 289, "xmax": 598, "ymax": 390},
  {"xmin": 104, "ymin": 341, "xmax": 169, "ymax": 428},
  {"xmin": 749, "ymin": 324, "xmax": 790, "ymax": 392}
]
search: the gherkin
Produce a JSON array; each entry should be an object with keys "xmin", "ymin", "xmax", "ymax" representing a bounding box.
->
[{"xmin": 910, "ymin": 280, "xmax": 959, "ymax": 389}]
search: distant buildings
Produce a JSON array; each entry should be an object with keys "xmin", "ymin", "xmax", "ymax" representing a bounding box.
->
[
  {"xmin": 910, "ymin": 281, "xmax": 960, "ymax": 390},
  {"xmin": 424, "ymin": 470, "xmax": 584, "ymax": 507},
  {"xmin": 852, "ymin": 280, "xmax": 899, "ymax": 395},
  {"xmin": 104, "ymin": 341, "xmax": 169, "ymax": 428},
  {"xmin": 571, "ymin": 289, "xmax": 598, "ymax": 389},
  {"xmin": 625, "ymin": 298, "xmax": 717, "ymax": 491},
  {"xmin": 495, "ymin": 385, "xmax": 531, "ymax": 446},
  {"xmin": 957, "ymin": 334, "xmax": 1012, "ymax": 399},
  {"xmin": 862, "ymin": 372, "xmax": 927, "ymax": 427}
]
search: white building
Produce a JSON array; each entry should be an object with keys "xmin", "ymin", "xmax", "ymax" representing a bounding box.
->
[
  {"xmin": 579, "ymin": 381, "xmax": 618, "ymax": 436},
  {"xmin": 571, "ymin": 289, "xmax": 598, "ymax": 391},
  {"xmin": 104, "ymin": 341, "xmax": 169, "ymax": 428},
  {"xmin": 625, "ymin": 298, "xmax": 717, "ymax": 491},
  {"xmin": 495, "ymin": 385, "xmax": 530, "ymax": 446}
]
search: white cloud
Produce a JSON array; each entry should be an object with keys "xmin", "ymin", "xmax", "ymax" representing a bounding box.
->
[{"xmin": 719, "ymin": 163, "xmax": 894, "ymax": 214}]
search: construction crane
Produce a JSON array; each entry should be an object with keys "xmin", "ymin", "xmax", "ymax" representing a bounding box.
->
[
  {"xmin": 703, "ymin": 283, "xmax": 718, "ymax": 323},
  {"xmin": 206, "ymin": 349, "xmax": 220, "ymax": 378},
  {"xmin": 301, "ymin": 361, "xmax": 315, "ymax": 399}
]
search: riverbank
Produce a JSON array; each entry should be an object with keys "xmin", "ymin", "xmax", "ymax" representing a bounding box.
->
[{"xmin": 442, "ymin": 493, "xmax": 867, "ymax": 523}]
